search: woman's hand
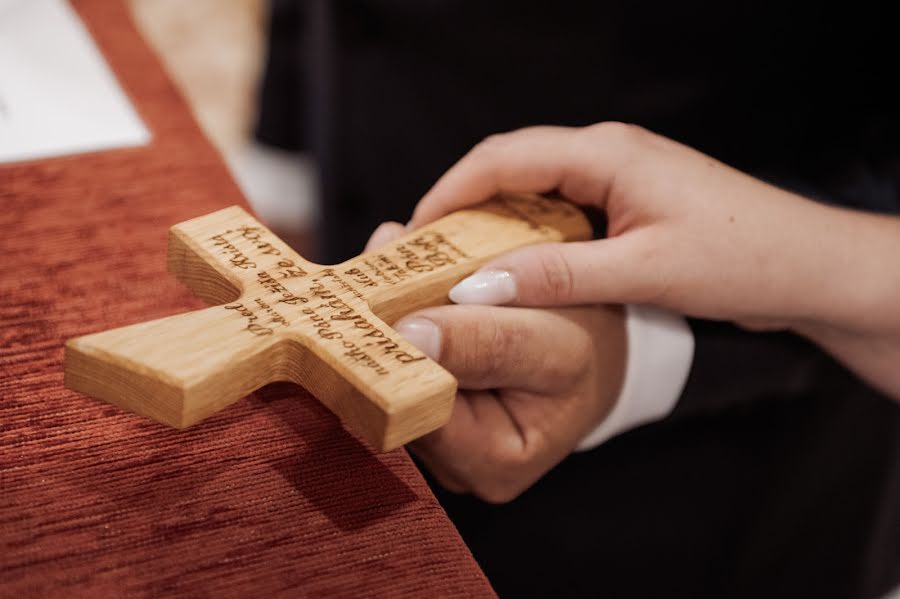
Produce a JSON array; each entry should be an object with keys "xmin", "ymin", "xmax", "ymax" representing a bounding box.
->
[
  {"xmin": 409, "ymin": 123, "xmax": 899, "ymax": 335},
  {"xmin": 366, "ymin": 224, "xmax": 626, "ymax": 502},
  {"xmin": 407, "ymin": 123, "xmax": 900, "ymax": 400}
]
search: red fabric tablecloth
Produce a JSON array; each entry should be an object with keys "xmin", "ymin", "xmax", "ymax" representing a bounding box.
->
[{"xmin": 0, "ymin": 2, "xmax": 494, "ymax": 596}]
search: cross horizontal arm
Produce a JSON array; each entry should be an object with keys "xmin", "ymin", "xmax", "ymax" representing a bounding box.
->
[
  {"xmin": 65, "ymin": 305, "xmax": 283, "ymax": 428},
  {"xmin": 167, "ymin": 206, "xmax": 316, "ymax": 304}
]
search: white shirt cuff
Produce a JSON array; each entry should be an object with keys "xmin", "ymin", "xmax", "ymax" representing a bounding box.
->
[{"xmin": 576, "ymin": 305, "xmax": 695, "ymax": 451}]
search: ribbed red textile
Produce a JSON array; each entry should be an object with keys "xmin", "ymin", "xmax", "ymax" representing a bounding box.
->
[{"xmin": 0, "ymin": 2, "xmax": 494, "ymax": 596}]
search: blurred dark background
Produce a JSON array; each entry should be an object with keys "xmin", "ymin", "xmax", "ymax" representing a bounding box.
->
[{"xmin": 256, "ymin": 1, "xmax": 899, "ymax": 262}]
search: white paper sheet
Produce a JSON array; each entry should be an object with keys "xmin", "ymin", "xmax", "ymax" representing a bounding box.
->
[{"xmin": 0, "ymin": 0, "xmax": 151, "ymax": 164}]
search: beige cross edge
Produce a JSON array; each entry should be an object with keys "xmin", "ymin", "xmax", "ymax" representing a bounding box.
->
[{"xmin": 64, "ymin": 193, "xmax": 591, "ymax": 452}]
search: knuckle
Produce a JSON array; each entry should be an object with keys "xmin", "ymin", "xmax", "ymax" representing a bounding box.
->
[
  {"xmin": 488, "ymin": 435, "xmax": 529, "ymax": 469},
  {"xmin": 585, "ymin": 120, "xmax": 647, "ymax": 145},
  {"xmin": 473, "ymin": 483, "xmax": 521, "ymax": 505},
  {"xmin": 632, "ymin": 240, "xmax": 668, "ymax": 303},
  {"xmin": 471, "ymin": 462, "xmax": 528, "ymax": 505},
  {"xmin": 458, "ymin": 311, "xmax": 521, "ymax": 378},
  {"xmin": 552, "ymin": 332, "xmax": 594, "ymax": 383},
  {"xmin": 466, "ymin": 432, "xmax": 533, "ymax": 504},
  {"xmin": 475, "ymin": 133, "xmax": 511, "ymax": 155},
  {"xmin": 532, "ymin": 246, "xmax": 576, "ymax": 303}
]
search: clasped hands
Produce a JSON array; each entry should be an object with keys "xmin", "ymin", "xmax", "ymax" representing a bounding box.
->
[{"xmin": 366, "ymin": 122, "xmax": 900, "ymax": 502}]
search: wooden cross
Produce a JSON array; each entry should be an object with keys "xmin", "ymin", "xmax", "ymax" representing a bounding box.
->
[{"xmin": 64, "ymin": 194, "xmax": 590, "ymax": 451}]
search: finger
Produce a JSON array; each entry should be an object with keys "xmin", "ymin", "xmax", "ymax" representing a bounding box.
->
[
  {"xmin": 407, "ymin": 391, "xmax": 494, "ymax": 495},
  {"xmin": 393, "ymin": 304, "xmax": 592, "ymax": 393},
  {"xmin": 446, "ymin": 234, "xmax": 661, "ymax": 307},
  {"xmin": 408, "ymin": 123, "xmax": 637, "ymax": 228},
  {"xmin": 409, "ymin": 389, "xmax": 530, "ymax": 503},
  {"xmin": 364, "ymin": 221, "xmax": 405, "ymax": 252},
  {"xmin": 409, "ymin": 126, "xmax": 578, "ymax": 227},
  {"xmin": 408, "ymin": 434, "xmax": 468, "ymax": 494}
]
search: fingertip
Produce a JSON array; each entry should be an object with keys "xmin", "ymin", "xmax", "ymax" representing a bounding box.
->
[
  {"xmin": 452, "ymin": 243, "xmax": 579, "ymax": 307},
  {"xmin": 393, "ymin": 316, "xmax": 442, "ymax": 361},
  {"xmin": 405, "ymin": 209, "xmax": 425, "ymax": 231},
  {"xmin": 364, "ymin": 221, "xmax": 406, "ymax": 252},
  {"xmin": 448, "ymin": 269, "xmax": 517, "ymax": 305},
  {"xmin": 411, "ymin": 124, "xmax": 591, "ymax": 228},
  {"xmin": 408, "ymin": 189, "xmax": 453, "ymax": 229},
  {"xmin": 408, "ymin": 437, "xmax": 468, "ymax": 494}
]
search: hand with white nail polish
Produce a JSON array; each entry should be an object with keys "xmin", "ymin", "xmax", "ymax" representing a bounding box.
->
[
  {"xmin": 409, "ymin": 122, "xmax": 900, "ymax": 402},
  {"xmin": 365, "ymin": 223, "xmax": 627, "ymax": 503},
  {"xmin": 412, "ymin": 122, "xmax": 849, "ymax": 325}
]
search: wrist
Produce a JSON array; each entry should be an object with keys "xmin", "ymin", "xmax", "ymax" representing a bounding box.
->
[{"xmin": 791, "ymin": 206, "xmax": 900, "ymax": 338}]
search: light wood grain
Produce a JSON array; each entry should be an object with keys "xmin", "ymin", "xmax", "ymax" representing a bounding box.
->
[{"xmin": 65, "ymin": 194, "xmax": 591, "ymax": 451}]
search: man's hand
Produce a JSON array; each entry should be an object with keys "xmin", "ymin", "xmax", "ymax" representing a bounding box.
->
[{"xmin": 366, "ymin": 223, "xmax": 626, "ymax": 503}]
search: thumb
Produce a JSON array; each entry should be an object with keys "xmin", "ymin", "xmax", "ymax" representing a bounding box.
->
[{"xmin": 448, "ymin": 236, "xmax": 653, "ymax": 307}]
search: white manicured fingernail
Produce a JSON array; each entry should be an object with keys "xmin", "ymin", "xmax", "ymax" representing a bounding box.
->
[
  {"xmin": 448, "ymin": 270, "xmax": 516, "ymax": 305},
  {"xmin": 394, "ymin": 317, "xmax": 441, "ymax": 361}
]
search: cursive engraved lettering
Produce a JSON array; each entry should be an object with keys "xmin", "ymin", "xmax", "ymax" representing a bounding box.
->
[
  {"xmin": 342, "ymin": 343, "xmax": 389, "ymax": 376},
  {"xmin": 395, "ymin": 243, "xmax": 434, "ymax": 273},
  {"xmin": 236, "ymin": 224, "xmax": 282, "ymax": 256},
  {"xmin": 257, "ymin": 270, "xmax": 308, "ymax": 305},
  {"xmin": 276, "ymin": 258, "xmax": 307, "ymax": 279},
  {"xmin": 210, "ymin": 233, "xmax": 257, "ymax": 270},
  {"xmin": 407, "ymin": 231, "xmax": 468, "ymax": 259},
  {"xmin": 254, "ymin": 297, "xmax": 289, "ymax": 327},
  {"xmin": 344, "ymin": 267, "xmax": 378, "ymax": 288},
  {"xmin": 301, "ymin": 307, "xmax": 343, "ymax": 340},
  {"xmin": 370, "ymin": 254, "xmax": 412, "ymax": 283},
  {"xmin": 362, "ymin": 259, "xmax": 395, "ymax": 286},
  {"xmin": 494, "ymin": 195, "xmax": 575, "ymax": 232},
  {"xmin": 298, "ymin": 274, "xmax": 428, "ymax": 374},
  {"xmin": 223, "ymin": 302, "xmax": 273, "ymax": 336}
]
